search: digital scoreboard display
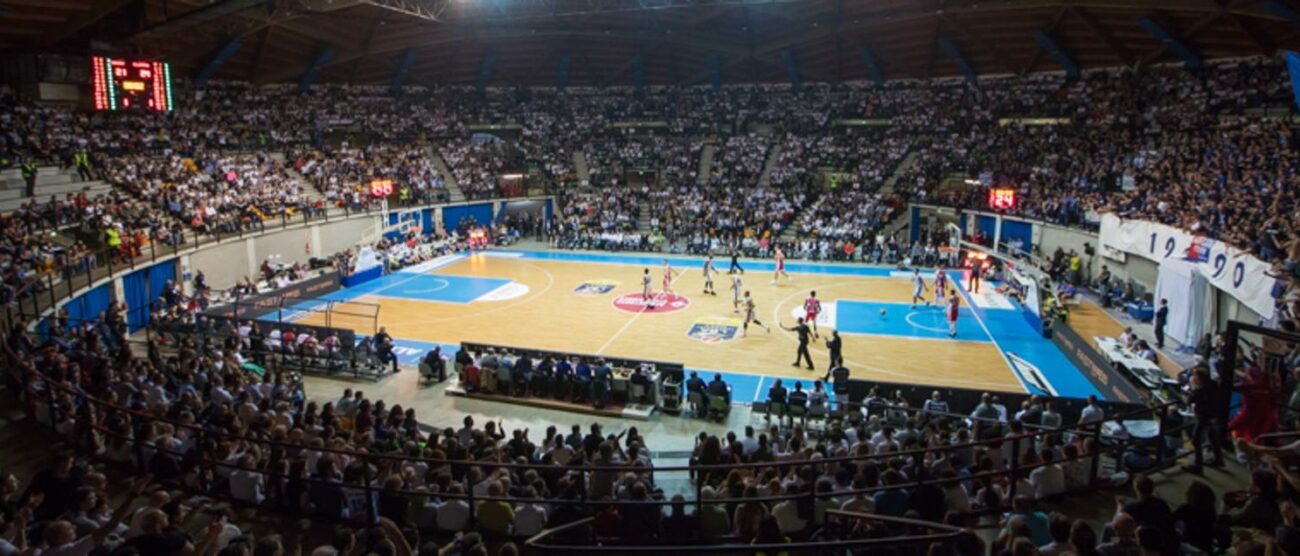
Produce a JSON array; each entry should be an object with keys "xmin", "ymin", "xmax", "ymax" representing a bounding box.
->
[
  {"xmin": 988, "ymin": 187, "xmax": 1017, "ymax": 210},
  {"xmin": 91, "ymin": 56, "xmax": 173, "ymax": 112}
]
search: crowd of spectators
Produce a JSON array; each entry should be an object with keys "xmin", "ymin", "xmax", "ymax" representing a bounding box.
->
[
  {"xmin": 10, "ymin": 296, "xmax": 1297, "ymax": 556},
  {"xmin": 101, "ymin": 153, "xmax": 314, "ymax": 235},
  {"xmin": 3, "ymin": 57, "xmax": 1300, "ymax": 324},
  {"xmin": 439, "ymin": 142, "xmax": 504, "ymax": 200},
  {"xmin": 292, "ymin": 145, "xmax": 449, "ymax": 209}
]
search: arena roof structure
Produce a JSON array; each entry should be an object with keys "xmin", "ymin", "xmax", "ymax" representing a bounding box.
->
[{"xmin": 4, "ymin": 0, "xmax": 1300, "ymax": 87}]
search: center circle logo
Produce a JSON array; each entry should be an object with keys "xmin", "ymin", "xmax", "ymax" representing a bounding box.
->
[{"xmin": 612, "ymin": 293, "xmax": 690, "ymax": 314}]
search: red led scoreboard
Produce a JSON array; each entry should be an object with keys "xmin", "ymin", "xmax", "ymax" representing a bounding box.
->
[{"xmin": 91, "ymin": 56, "xmax": 174, "ymax": 112}]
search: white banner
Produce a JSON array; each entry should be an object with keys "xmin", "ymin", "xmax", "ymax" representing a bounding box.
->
[{"xmin": 1099, "ymin": 214, "xmax": 1277, "ymax": 317}]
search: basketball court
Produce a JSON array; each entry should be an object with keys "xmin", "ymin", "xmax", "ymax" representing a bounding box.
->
[{"xmin": 276, "ymin": 249, "xmax": 1106, "ymax": 402}]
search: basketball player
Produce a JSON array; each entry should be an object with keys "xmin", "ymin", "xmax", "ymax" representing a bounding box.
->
[
  {"xmin": 641, "ymin": 268, "xmax": 653, "ymax": 303},
  {"xmin": 662, "ymin": 259, "xmax": 678, "ymax": 295},
  {"xmin": 911, "ymin": 268, "xmax": 930, "ymax": 308},
  {"xmin": 946, "ymin": 289, "xmax": 960, "ymax": 338},
  {"xmin": 730, "ymin": 270, "xmax": 744, "ymax": 314},
  {"xmin": 803, "ymin": 290, "xmax": 822, "ymax": 339},
  {"xmin": 742, "ymin": 291, "xmax": 771, "ymax": 336},
  {"xmin": 772, "ymin": 246, "xmax": 792, "ymax": 285},
  {"xmin": 702, "ymin": 255, "xmax": 717, "ymax": 296},
  {"xmin": 934, "ymin": 268, "xmax": 948, "ymax": 305}
]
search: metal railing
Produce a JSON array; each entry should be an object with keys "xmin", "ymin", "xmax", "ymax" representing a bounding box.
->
[{"xmin": 0, "ymin": 193, "xmax": 553, "ymax": 334}]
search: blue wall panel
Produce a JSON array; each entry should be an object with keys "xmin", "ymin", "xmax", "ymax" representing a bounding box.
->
[
  {"xmin": 909, "ymin": 206, "xmax": 921, "ymax": 243},
  {"xmin": 1001, "ymin": 220, "xmax": 1034, "ymax": 253},
  {"xmin": 442, "ymin": 205, "xmax": 468, "ymax": 233},
  {"xmin": 977, "ymin": 215, "xmax": 997, "ymax": 243},
  {"xmin": 124, "ymin": 260, "xmax": 176, "ymax": 332},
  {"xmin": 467, "ymin": 203, "xmax": 493, "ymax": 227},
  {"xmin": 65, "ymin": 283, "xmax": 112, "ymax": 328}
]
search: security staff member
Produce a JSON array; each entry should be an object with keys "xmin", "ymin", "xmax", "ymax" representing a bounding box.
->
[
  {"xmin": 20, "ymin": 160, "xmax": 37, "ymax": 198},
  {"xmin": 783, "ymin": 317, "xmax": 815, "ymax": 370},
  {"xmin": 73, "ymin": 150, "xmax": 93, "ymax": 181}
]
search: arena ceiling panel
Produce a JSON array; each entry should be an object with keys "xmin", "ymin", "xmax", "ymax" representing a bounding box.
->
[{"xmin": 3, "ymin": 0, "xmax": 1299, "ymax": 87}]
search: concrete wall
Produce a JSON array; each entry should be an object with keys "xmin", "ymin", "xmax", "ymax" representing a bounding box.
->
[
  {"xmin": 254, "ymin": 227, "xmax": 316, "ymax": 269},
  {"xmin": 319, "ymin": 217, "xmax": 380, "ymax": 256},
  {"xmin": 189, "ymin": 240, "xmax": 251, "ymax": 290},
  {"xmin": 186, "ymin": 216, "xmax": 382, "ymax": 290}
]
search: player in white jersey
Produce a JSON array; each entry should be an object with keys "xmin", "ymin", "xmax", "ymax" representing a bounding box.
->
[
  {"xmin": 742, "ymin": 290, "xmax": 771, "ymax": 336},
  {"xmin": 702, "ymin": 255, "xmax": 717, "ymax": 296},
  {"xmin": 641, "ymin": 268, "xmax": 653, "ymax": 302},
  {"xmin": 662, "ymin": 259, "xmax": 678, "ymax": 295},
  {"xmin": 910, "ymin": 268, "xmax": 929, "ymax": 308},
  {"xmin": 772, "ymin": 246, "xmax": 792, "ymax": 285},
  {"xmin": 934, "ymin": 269, "xmax": 948, "ymax": 305},
  {"xmin": 730, "ymin": 271, "xmax": 744, "ymax": 313}
]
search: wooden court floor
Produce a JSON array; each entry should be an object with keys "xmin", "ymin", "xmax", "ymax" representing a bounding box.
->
[{"xmin": 300, "ymin": 255, "xmax": 1025, "ymax": 393}]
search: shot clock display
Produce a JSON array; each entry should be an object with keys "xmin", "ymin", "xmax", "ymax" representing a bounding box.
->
[
  {"xmin": 369, "ymin": 179, "xmax": 395, "ymax": 198},
  {"xmin": 91, "ymin": 56, "xmax": 174, "ymax": 112},
  {"xmin": 988, "ymin": 187, "xmax": 1017, "ymax": 210}
]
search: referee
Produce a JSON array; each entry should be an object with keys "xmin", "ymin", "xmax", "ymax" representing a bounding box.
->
[
  {"xmin": 783, "ymin": 317, "xmax": 815, "ymax": 370},
  {"xmin": 728, "ymin": 250, "xmax": 744, "ymax": 274}
]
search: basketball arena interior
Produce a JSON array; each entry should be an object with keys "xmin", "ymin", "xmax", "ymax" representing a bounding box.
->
[{"xmin": 4, "ymin": 0, "xmax": 1300, "ymax": 554}]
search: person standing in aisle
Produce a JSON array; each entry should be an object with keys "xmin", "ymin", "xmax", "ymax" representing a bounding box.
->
[
  {"xmin": 21, "ymin": 159, "xmax": 37, "ymax": 198},
  {"xmin": 1154, "ymin": 299, "xmax": 1169, "ymax": 349}
]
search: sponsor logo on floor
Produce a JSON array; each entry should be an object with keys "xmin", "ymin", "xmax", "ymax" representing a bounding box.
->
[
  {"xmin": 574, "ymin": 279, "xmax": 620, "ymax": 296},
  {"xmin": 687, "ymin": 317, "xmax": 741, "ymax": 343},
  {"xmin": 612, "ymin": 292, "xmax": 690, "ymax": 314}
]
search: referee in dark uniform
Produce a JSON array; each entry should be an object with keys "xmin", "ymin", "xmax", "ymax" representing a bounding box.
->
[
  {"xmin": 783, "ymin": 317, "xmax": 815, "ymax": 370},
  {"xmin": 728, "ymin": 250, "xmax": 744, "ymax": 274},
  {"xmin": 825, "ymin": 330, "xmax": 843, "ymax": 371}
]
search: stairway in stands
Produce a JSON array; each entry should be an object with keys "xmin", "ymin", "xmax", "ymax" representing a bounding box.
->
[
  {"xmin": 879, "ymin": 149, "xmax": 918, "ymax": 196},
  {"xmin": 879, "ymin": 149, "xmax": 920, "ymax": 239},
  {"xmin": 697, "ymin": 144, "xmax": 717, "ymax": 185},
  {"xmin": 636, "ymin": 199, "xmax": 652, "ymax": 231},
  {"xmin": 757, "ymin": 144, "xmax": 781, "ymax": 187},
  {"xmin": 280, "ymin": 163, "xmax": 338, "ymax": 216},
  {"xmin": 0, "ymin": 165, "xmax": 114, "ymax": 213},
  {"xmin": 573, "ymin": 151, "xmax": 591, "ymax": 185},
  {"xmin": 426, "ymin": 145, "xmax": 466, "ymax": 202},
  {"xmin": 777, "ymin": 195, "xmax": 823, "ymax": 242}
]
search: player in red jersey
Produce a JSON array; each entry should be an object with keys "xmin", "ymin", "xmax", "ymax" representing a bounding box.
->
[
  {"xmin": 772, "ymin": 246, "xmax": 792, "ymax": 285},
  {"xmin": 803, "ymin": 290, "xmax": 822, "ymax": 339},
  {"xmin": 662, "ymin": 259, "xmax": 679, "ymax": 295},
  {"xmin": 946, "ymin": 289, "xmax": 960, "ymax": 338},
  {"xmin": 935, "ymin": 268, "xmax": 948, "ymax": 305}
]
